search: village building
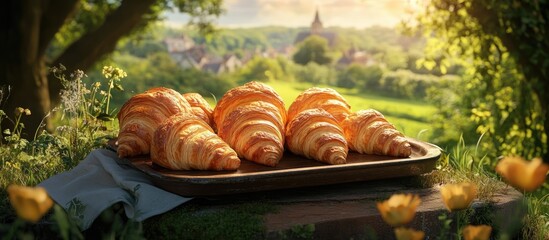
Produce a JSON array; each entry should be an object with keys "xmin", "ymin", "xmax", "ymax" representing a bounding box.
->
[
  {"xmin": 337, "ymin": 47, "xmax": 376, "ymax": 67},
  {"xmin": 164, "ymin": 36, "xmax": 242, "ymax": 74},
  {"xmin": 202, "ymin": 54, "xmax": 243, "ymax": 74},
  {"xmin": 164, "ymin": 9, "xmax": 374, "ymax": 73},
  {"xmin": 294, "ymin": 9, "xmax": 337, "ymax": 47}
]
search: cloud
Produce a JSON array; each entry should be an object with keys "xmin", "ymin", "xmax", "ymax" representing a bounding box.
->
[{"xmin": 165, "ymin": 0, "xmax": 415, "ymax": 28}]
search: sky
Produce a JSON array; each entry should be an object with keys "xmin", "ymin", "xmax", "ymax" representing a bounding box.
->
[{"xmin": 164, "ymin": 0, "xmax": 422, "ymax": 29}]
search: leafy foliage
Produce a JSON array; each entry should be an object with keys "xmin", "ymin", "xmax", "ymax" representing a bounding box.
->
[
  {"xmin": 0, "ymin": 67, "xmax": 123, "ymax": 237},
  {"xmin": 337, "ymin": 64, "xmax": 384, "ymax": 91},
  {"xmin": 409, "ymin": 2, "xmax": 549, "ymax": 237},
  {"xmin": 236, "ymin": 56, "xmax": 286, "ymax": 84},
  {"xmin": 293, "ymin": 36, "xmax": 333, "ymax": 65},
  {"xmin": 88, "ymin": 51, "xmax": 235, "ymax": 110},
  {"xmin": 294, "ymin": 62, "xmax": 336, "ymax": 85},
  {"xmin": 409, "ymin": 0, "xmax": 548, "ymax": 160}
]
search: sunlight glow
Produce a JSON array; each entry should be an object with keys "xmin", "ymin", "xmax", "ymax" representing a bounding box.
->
[{"xmin": 164, "ymin": 0, "xmax": 426, "ymax": 29}]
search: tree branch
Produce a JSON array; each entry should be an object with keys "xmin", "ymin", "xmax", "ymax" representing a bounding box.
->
[
  {"xmin": 38, "ymin": 0, "xmax": 80, "ymax": 58},
  {"xmin": 50, "ymin": 0, "xmax": 158, "ymax": 105}
]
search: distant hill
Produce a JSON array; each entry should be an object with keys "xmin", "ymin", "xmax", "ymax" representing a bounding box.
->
[{"xmin": 162, "ymin": 25, "xmax": 424, "ymax": 58}]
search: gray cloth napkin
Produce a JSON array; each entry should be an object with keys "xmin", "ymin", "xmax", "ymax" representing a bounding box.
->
[{"xmin": 39, "ymin": 149, "xmax": 191, "ymax": 230}]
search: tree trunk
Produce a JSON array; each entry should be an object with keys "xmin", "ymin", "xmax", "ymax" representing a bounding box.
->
[
  {"xmin": 3, "ymin": 60, "xmax": 51, "ymax": 139},
  {"xmin": 1, "ymin": 0, "xmax": 79, "ymax": 137},
  {"xmin": 1, "ymin": 0, "xmax": 51, "ymax": 137},
  {"xmin": 1, "ymin": 0, "xmax": 155, "ymax": 138}
]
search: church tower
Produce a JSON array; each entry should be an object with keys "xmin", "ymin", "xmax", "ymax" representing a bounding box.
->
[{"xmin": 311, "ymin": 8, "xmax": 323, "ymax": 35}]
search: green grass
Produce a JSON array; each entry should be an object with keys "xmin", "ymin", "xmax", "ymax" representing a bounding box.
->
[
  {"xmin": 2, "ymin": 77, "xmax": 547, "ymax": 239},
  {"xmin": 143, "ymin": 202, "xmax": 276, "ymax": 240},
  {"xmin": 266, "ymin": 80, "xmax": 436, "ymax": 141}
]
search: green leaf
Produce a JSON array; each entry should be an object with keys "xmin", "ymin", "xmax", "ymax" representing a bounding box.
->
[
  {"xmin": 440, "ymin": 65, "xmax": 448, "ymax": 75},
  {"xmin": 114, "ymin": 83, "xmax": 124, "ymax": 91},
  {"xmin": 96, "ymin": 113, "xmax": 115, "ymax": 122},
  {"xmin": 423, "ymin": 60, "xmax": 436, "ymax": 71}
]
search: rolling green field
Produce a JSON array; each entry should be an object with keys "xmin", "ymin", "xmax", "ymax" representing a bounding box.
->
[{"xmin": 208, "ymin": 81, "xmax": 437, "ymax": 141}]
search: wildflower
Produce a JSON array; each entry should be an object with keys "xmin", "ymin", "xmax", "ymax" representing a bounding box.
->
[
  {"xmin": 462, "ymin": 224, "xmax": 492, "ymax": 240},
  {"xmin": 59, "ymin": 79, "xmax": 84, "ymax": 115},
  {"xmin": 376, "ymin": 194, "xmax": 421, "ymax": 227},
  {"xmin": 102, "ymin": 66, "xmax": 113, "ymax": 78},
  {"xmin": 7, "ymin": 185, "xmax": 54, "ymax": 223},
  {"xmin": 94, "ymin": 82, "xmax": 101, "ymax": 88},
  {"xmin": 24, "ymin": 109, "xmax": 31, "ymax": 116},
  {"xmin": 73, "ymin": 69, "xmax": 86, "ymax": 80},
  {"xmin": 394, "ymin": 227, "xmax": 425, "ymax": 240},
  {"xmin": 496, "ymin": 156, "xmax": 549, "ymax": 192},
  {"xmin": 440, "ymin": 182, "xmax": 477, "ymax": 211},
  {"xmin": 14, "ymin": 107, "xmax": 24, "ymax": 117},
  {"xmin": 102, "ymin": 66, "xmax": 127, "ymax": 81}
]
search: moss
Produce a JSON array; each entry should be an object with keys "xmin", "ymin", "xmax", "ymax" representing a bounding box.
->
[
  {"xmin": 143, "ymin": 201, "xmax": 276, "ymax": 240},
  {"xmin": 274, "ymin": 224, "xmax": 315, "ymax": 240}
]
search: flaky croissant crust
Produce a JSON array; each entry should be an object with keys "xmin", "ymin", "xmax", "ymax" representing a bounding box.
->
[
  {"xmin": 341, "ymin": 109, "xmax": 411, "ymax": 157},
  {"xmin": 286, "ymin": 108, "xmax": 348, "ymax": 165},
  {"xmin": 151, "ymin": 113, "xmax": 240, "ymax": 171},
  {"xmin": 183, "ymin": 92, "xmax": 214, "ymax": 127},
  {"xmin": 213, "ymin": 81, "xmax": 287, "ymax": 128},
  {"xmin": 217, "ymin": 102, "xmax": 285, "ymax": 166},
  {"xmin": 118, "ymin": 87, "xmax": 191, "ymax": 123},
  {"xmin": 287, "ymin": 87, "xmax": 351, "ymax": 124},
  {"xmin": 117, "ymin": 87, "xmax": 192, "ymax": 158},
  {"xmin": 213, "ymin": 82, "xmax": 286, "ymax": 167}
]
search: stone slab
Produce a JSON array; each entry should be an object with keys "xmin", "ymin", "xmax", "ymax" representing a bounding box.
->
[{"xmin": 164, "ymin": 176, "xmax": 523, "ymax": 239}]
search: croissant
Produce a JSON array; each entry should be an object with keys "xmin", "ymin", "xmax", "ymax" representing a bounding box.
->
[
  {"xmin": 183, "ymin": 93, "xmax": 214, "ymax": 127},
  {"xmin": 287, "ymin": 87, "xmax": 351, "ymax": 124},
  {"xmin": 117, "ymin": 87, "xmax": 192, "ymax": 158},
  {"xmin": 213, "ymin": 81, "xmax": 286, "ymax": 166},
  {"xmin": 286, "ymin": 109, "xmax": 348, "ymax": 165},
  {"xmin": 341, "ymin": 109, "xmax": 412, "ymax": 157},
  {"xmin": 151, "ymin": 113, "xmax": 240, "ymax": 171}
]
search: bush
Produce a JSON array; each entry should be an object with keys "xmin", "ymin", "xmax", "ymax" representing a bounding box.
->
[
  {"xmin": 379, "ymin": 69, "xmax": 453, "ymax": 100},
  {"xmin": 236, "ymin": 57, "xmax": 285, "ymax": 84},
  {"xmin": 337, "ymin": 64, "xmax": 384, "ymax": 91},
  {"xmin": 86, "ymin": 52, "xmax": 236, "ymax": 109},
  {"xmin": 294, "ymin": 62, "xmax": 336, "ymax": 85}
]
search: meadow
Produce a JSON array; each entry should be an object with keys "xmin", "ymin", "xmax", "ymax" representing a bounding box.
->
[
  {"xmin": 0, "ymin": 72, "xmax": 547, "ymax": 239},
  {"xmin": 266, "ymin": 80, "xmax": 436, "ymax": 141}
]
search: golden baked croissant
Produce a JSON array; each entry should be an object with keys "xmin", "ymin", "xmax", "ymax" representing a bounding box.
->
[
  {"xmin": 341, "ymin": 109, "xmax": 412, "ymax": 157},
  {"xmin": 213, "ymin": 81, "xmax": 286, "ymax": 166},
  {"xmin": 286, "ymin": 109, "xmax": 348, "ymax": 165},
  {"xmin": 117, "ymin": 87, "xmax": 191, "ymax": 158},
  {"xmin": 287, "ymin": 87, "xmax": 351, "ymax": 124},
  {"xmin": 183, "ymin": 93, "xmax": 214, "ymax": 127},
  {"xmin": 151, "ymin": 113, "xmax": 240, "ymax": 171}
]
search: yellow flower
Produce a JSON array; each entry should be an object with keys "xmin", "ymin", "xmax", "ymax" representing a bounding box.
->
[
  {"xmin": 496, "ymin": 157, "xmax": 549, "ymax": 192},
  {"xmin": 7, "ymin": 185, "xmax": 54, "ymax": 223},
  {"xmin": 376, "ymin": 194, "xmax": 421, "ymax": 227},
  {"xmin": 14, "ymin": 107, "xmax": 24, "ymax": 117},
  {"xmin": 440, "ymin": 182, "xmax": 477, "ymax": 211},
  {"xmin": 462, "ymin": 224, "xmax": 492, "ymax": 240},
  {"xmin": 394, "ymin": 227, "xmax": 425, "ymax": 240}
]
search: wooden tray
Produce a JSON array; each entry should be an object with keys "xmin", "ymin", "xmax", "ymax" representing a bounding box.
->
[{"xmin": 108, "ymin": 138, "xmax": 441, "ymax": 197}]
